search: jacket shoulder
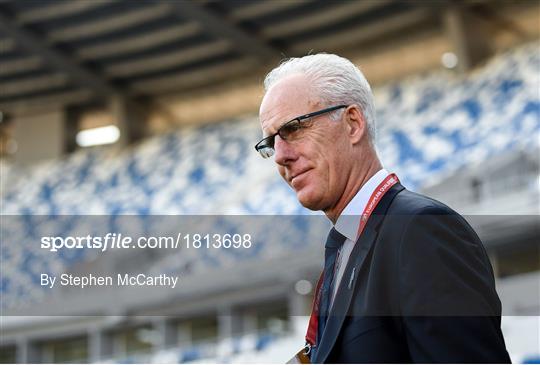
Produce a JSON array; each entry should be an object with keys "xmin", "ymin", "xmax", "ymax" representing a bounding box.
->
[{"xmin": 387, "ymin": 187, "xmax": 458, "ymax": 216}]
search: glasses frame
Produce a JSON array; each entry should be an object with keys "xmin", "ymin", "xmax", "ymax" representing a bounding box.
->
[{"xmin": 254, "ymin": 104, "xmax": 348, "ymax": 157}]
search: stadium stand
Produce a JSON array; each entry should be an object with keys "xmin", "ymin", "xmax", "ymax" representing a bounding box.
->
[{"xmin": 1, "ymin": 41, "xmax": 539, "ymax": 363}]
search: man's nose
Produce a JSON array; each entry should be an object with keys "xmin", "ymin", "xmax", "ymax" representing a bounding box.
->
[{"xmin": 274, "ymin": 135, "xmax": 297, "ymax": 166}]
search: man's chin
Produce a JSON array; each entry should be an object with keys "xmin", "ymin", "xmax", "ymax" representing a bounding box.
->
[{"xmin": 296, "ymin": 190, "xmax": 324, "ymax": 211}]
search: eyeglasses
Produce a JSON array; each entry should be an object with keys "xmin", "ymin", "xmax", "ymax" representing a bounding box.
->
[{"xmin": 254, "ymin": 104, "xmax": 348, "ymax": 158}]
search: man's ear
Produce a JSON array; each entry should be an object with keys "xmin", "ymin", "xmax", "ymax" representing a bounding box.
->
[{"xmin": 345, "ymin": 105, "xmax": 366, "ymax": 145}]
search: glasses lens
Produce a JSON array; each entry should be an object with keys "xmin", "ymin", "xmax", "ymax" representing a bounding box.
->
[
  {"xmin": 259, "ymin": 146, "xmax": 274, "ymax": 159},
  {"xmin": 279, "ymin": 118, "xmax": 311, "ymax": 140},
  {"xmin": 279, "ymin": 119, "xmax": 299, "ymax": 139},
  {"xmin": 255, "ymin": 136, "xmax": 275, "ymax": 158}
]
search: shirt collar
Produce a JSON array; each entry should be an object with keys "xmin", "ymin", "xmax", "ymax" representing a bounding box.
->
[{"xmin": 334, "ymin": 169, "xmax": 389, "ymax": 242}]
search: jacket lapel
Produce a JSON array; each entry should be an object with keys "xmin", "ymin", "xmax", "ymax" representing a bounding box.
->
[{"xmin": 313, "ymin": 184, "xmax": 404, "ymax": 363}]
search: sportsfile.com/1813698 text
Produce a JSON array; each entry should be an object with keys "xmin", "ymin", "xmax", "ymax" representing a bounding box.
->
[{"xmin": 40, "ymin": 233, "xmax": 252, "ymax": 252}]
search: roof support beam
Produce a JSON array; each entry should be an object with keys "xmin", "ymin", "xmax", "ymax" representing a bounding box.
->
[
  {"xmin": 105, "ymin": 39, "xmax": 232, "ymax": 78},
  {"xmin": 289, "ymin": 8, "xmax": 431, "ymax": 54},
  {"xmin": 0, "ymin": 37, "xmax": 15, "ymax": 52},
  {"xmin": 0, "ymin": 10, "xmax": 117, "ymax": 97},
  {"xmin": 47, "ymin": 3, "xmax": 171, "ymax": 43},
  {"xmin": 76, "ymin": 22, "xmax": 200, "ymax": 60},
  {"xmin": 1, "ymin": 74, "xmax": 69, "ymax": 97},
  {"xmin": 16, "ymin": 0, "xmax": 115, "ymax": 24},
  {"xmin": 0, "ymin": 56, "xmax": 42, "ymax": 77},
  {"xmin": 0, "ymin": 90, "xmax": 94, "ymax": 116},
  {"xmin": 130, "ymin": 58, "xmax": 259, "ymax": 95},
  {"xmin": 263, "ymin": 0, "xmax": 394, "ymax": 39},
  {"xmin": 167, "ymin": 1, "xmax": 280, "ymax": 62},
  {"xmin": 230, "ymin": 0, "xmax": 312, "ymax": 21}
]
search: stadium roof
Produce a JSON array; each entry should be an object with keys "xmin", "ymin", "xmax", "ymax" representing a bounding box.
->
[{"xmin": 0, "ymin": 0, "xmax": 534, "ymax": 117}]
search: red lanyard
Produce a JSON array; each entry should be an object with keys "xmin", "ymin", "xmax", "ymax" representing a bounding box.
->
[{"xmin": 305, "ymin": 173, "xmax": 399, "ymax": 348}]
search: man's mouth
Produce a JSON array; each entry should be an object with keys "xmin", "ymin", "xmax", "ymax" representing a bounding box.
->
[{"xmin": 290, "ymin": 169, "xmax": 311, "ymax": 187}]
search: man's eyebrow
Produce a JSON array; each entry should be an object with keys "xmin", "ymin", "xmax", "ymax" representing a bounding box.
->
[
  {"xmin": 262, "ymin": 119, "xmax": 286, "ymax": 138},
  {"xmin": 261, "ymin": 113, "xmax": 284, "ymax": 136},
  {"xmin": 261, "ymin": 107, "xmax": 302, "ymax": 136}
]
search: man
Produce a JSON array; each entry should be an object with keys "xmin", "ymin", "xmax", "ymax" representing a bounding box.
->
[{"xmin": 256, "ymin": 54, "xmax": 510, "ymax": 363}]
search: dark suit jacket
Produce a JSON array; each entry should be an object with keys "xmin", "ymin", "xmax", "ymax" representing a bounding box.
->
[{"xmin": 311, "ymin": 184, "xmax": 510, "ymax": 363}]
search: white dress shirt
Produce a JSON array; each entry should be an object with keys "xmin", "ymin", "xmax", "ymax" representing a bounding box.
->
[{"xmin": 330, "ymin": 169, "xmax": 389, "ymax": 307}]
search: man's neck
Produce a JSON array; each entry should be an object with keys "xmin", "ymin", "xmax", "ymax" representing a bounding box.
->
[{"xmin": 325, "ymin": 158, "xmax": 383, "ymax": 224}]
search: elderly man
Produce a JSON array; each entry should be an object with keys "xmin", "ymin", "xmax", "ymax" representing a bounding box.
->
[{"xmin": 256, "ymin": 54, "xmax": 510, "ymax": 363}]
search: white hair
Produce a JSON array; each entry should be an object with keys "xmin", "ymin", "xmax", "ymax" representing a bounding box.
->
[{"xmin": 263, "ymin": 53, "xmax": 377, "ymax": 142}]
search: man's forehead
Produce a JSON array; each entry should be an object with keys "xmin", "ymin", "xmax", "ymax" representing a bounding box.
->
[
  {"xmin": 262, "ymin": 74, "xmax": 310, "ymax": 107},
  {"xmin": 259, "ymin": 74, "xmax": 319, "ymax": 129}
]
